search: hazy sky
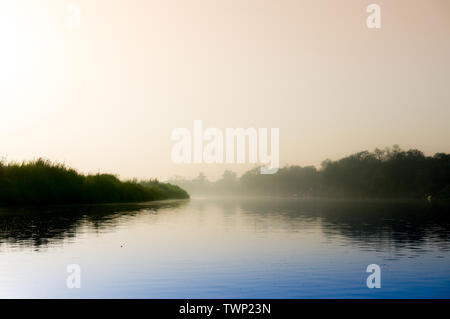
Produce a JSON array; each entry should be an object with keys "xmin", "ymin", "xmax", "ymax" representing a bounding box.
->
[{"xmin": 1, "ymin": 0, "xmax": 449, "ymax": 180}]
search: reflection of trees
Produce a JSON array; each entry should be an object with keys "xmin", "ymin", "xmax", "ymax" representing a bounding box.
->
[
  {"xmin": 0, "ymin": 200, "xmax": 188, "ymax": 248},
  {"xmin": 238, "ymin": 198, "xmax": 450, "ymax": 251},
  {"xmin": 2, "ymin": 197, "xmax": 449, "ymax": 255}
]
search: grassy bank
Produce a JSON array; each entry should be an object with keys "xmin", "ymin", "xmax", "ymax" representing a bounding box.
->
[{"xmin": 0, "ymin": 159, "xmax": 189, "ymax": 205}]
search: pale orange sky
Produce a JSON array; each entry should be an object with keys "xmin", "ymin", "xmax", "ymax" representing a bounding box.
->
[{"xmin": 1, "ymin": 0, "xmax": 449, "ymax": 180}]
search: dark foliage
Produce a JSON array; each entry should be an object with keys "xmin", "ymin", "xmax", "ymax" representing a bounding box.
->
[
  {"xmin": 0, "ymin": 159, "xmax": 189, "ymax": 205},
  {"xmin": 170, "ymin": 146, "xmax": 450, "ymax": 200}
]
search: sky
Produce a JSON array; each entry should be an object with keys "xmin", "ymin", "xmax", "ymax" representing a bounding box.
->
[{"xmin": 1, "ymin": 0, "xmax": 449, "ymax": 181}]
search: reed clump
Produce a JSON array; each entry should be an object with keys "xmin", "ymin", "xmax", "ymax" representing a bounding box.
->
[{"xmin": 0, "ymin": 159, "xmax": 189, "ymax": 205}]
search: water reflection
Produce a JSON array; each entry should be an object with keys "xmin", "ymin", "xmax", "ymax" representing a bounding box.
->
[
  {"xmin": 1, "ymin": 198, "xmax": 450, "ymax": 298},
  {"xmin": 1, "ymin": 198, "xmax": 449, "ymax": 254},
  {"xmin": 238, "ymin": 198, "xmax": 450, "ymax": 252},
  {"xmin": 0, "ymin": 200, "xmax": 188, "ymax": 248}
]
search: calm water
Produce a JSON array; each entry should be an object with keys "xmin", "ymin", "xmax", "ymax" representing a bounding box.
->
[{"xmin": 0, "ymin": 197, "xmax": 449, "ymax": 298}]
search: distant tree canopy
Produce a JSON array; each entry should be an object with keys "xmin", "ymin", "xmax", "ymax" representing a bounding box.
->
[
  {"xmin": 0, "ymin": 159, "xmax": 189, "ymax": 205},
  {"xmin": 169, "ymin": 146, "xmax": 450, "ymax": 200}
]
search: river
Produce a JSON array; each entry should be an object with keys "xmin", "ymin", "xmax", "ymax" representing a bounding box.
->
[{"xmin": 1, "ymin": 197, "xmax": 449, "ymax": 298}]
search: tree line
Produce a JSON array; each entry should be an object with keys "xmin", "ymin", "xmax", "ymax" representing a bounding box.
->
[{"xmin": 169, "ymin": 146, "xmax": 450, "ymax": 200}]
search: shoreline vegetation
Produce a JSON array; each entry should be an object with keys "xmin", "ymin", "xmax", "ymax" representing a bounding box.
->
[
  {"xmin": 2, "ymin": 146, "xmax": 449, "ymax": 206},
  {"xmin": 0, "ymin": 159, "xmax": 189, "ymax": 206},
  {"xmin": 169, "ymin": 146, "xmax": 450, "ymax": 201}
]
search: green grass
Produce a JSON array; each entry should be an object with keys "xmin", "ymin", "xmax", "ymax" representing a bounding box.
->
[{"xmin": 0, "ymin": 159, "xmax": 189, "ymax": 206}]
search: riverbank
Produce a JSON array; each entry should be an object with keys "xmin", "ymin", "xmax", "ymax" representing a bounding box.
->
[{"xmin": 0, "ymin": 159, "xmax": 189, "ymax": 206}]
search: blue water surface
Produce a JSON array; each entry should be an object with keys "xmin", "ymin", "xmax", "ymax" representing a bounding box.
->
[{"xmin": 0, "ymin": 197, "xmax": 449, "ymax": 298}]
